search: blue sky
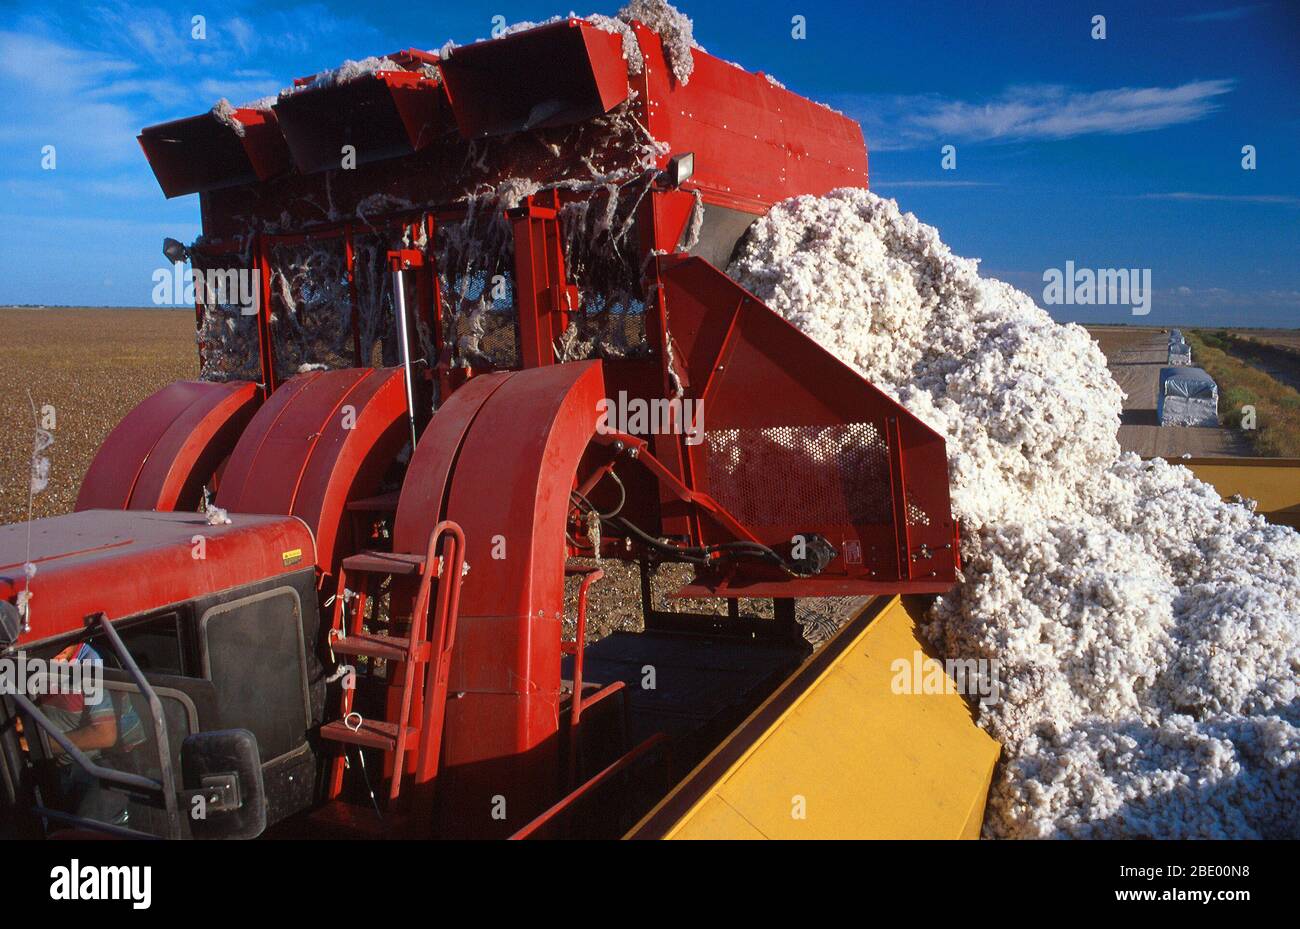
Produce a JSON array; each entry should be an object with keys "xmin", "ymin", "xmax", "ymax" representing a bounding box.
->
[{"xmin": 1, "ymin": 0, "xmax": 1297, "ymax": 327}]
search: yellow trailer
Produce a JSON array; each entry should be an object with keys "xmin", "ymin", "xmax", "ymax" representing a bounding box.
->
[
  {"xmin": 628, "ymin": 595, "xmax": 1000, "ymax": 839},
  {"xmin": 1177, "ymin": 457, "xmax": 1300, "ymax": 529}
]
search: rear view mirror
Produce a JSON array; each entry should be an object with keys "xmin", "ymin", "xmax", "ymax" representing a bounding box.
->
[{"xmin": 180, "ymin": 728, "xmax": 266, "ymax": 839}]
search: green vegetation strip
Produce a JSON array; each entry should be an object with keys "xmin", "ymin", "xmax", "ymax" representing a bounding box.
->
[{"xmin": 1188, "ymin": 330, "xmax": 1300, "ymax": 457}]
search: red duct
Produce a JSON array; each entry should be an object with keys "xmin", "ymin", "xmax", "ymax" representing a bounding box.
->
[
  {"xmin": 138, "ymin": 107, "xmax": 290, "ymax": 198},
  {"xmin": 440, "ymin": 19, "xmax": 630, "ymax": 139},
  {"xmin": 272, "ymin": 71, "xmax": 448, "ymax": 175}
]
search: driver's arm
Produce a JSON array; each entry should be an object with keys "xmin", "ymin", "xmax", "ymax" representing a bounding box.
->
[{"xmin": 52, "ymin": 715, "xmax": 118, "ymax": 754}]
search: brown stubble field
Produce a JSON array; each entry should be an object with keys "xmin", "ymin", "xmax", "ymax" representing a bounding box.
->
[
  {"xmin": 1235, "ymin": 329, "xmax": 1300, "ymax": 353},
  {"xmin": 0, "ymin": 308, "xmax": 196, "ymax": 525}
]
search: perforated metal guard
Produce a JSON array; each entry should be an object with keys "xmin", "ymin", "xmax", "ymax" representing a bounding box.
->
[{"xmin": 705, "ymin": 422, "xmax": 894, "ymax": 527}]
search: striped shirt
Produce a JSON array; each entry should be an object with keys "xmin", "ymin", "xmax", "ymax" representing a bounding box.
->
[{"xmin": 40, "ymin": 642, "xmax": 146, "ymax": 757}]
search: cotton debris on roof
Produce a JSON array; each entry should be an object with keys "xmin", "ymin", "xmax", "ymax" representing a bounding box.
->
[
  {"xmin": 463, "ymin": 1, "xmax": 702, "ymax": 86},
  {"xmin": 615, "ymin": 0, "xmax": 701, "ymax": 84},
  {"xmin": 210, "ymin": 98, "xmax": 245, "ymax": 137},
  {"xmin": 729, "ymin": 188, "xmax": 1300, "ymax": 839},
  {"xmin": 281, "ymin": 56, "xmax": 404, "ymax": 96}
]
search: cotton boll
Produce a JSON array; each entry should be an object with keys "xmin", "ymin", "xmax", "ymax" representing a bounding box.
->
[
  {"xmin": 204, "ymin": 505, "xmax": 232, "ymax": 526},
  {"xmin": 616, "ymin": 0, "xmax": 701, "ymax": 84},
  {"xmin": 210, "ymin": 98, "xmax": 245, "ymax": 137}
]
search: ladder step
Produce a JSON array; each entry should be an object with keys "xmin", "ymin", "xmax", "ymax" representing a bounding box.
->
[
  {"xmin": 320, "ymin": 718, "xmax": 417, "ymax": 752},
  {"xmin": 331, "ymin": 632, "xmax": 429, "ymax": 663},
  {"xmin": 341, "ymin": 550, "xmax": 427, "ymax": 576}
]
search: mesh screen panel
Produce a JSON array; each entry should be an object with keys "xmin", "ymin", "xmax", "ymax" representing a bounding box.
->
[
  {"xmin": 193, "ymin": 255, "xmax": 261, "ymax": 383},
  {"xmin": 435, "ymin": 210, "xmax": 519, "ymax": 370},
  {"xmin": 705, "ymin": 422, "xmax": 894, "ymax": 527},
  {"xmin": 267, "ymin": 238, "xmax": 353, "ymax": 382}
]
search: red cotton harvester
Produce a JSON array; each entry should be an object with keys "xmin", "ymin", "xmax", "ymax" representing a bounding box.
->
[{"xmin": 0, "ymin": 11, "xmax": 999, "ymax": 841}]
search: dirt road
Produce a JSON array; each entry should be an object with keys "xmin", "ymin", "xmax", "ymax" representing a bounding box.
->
[{"xmin": 1088, "ymin": 328, "xmax": 1249, "ymax": 458}]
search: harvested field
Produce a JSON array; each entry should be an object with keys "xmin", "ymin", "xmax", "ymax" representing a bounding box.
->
[
  {"xmin": 1199, "ymin": 329, "xmax": 1300, "ymax": 394},
  {"xmin": 1235, "ymin": 329, "xmax": 1300, "ymax": 354},
  {"xmin": 0, "ymin": 308, "xmax": 197, "ymax": 525},
  {"xmin": 1188, "ymin": 330, "xmax": 1300, "ymax": 458},
  {"xmin": 1085, "ymin": 325, "xmax": 1159, "ymax": 360}
]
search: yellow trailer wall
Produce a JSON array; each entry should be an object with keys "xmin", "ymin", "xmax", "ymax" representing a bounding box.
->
[
  {"xmin": 628, "ymin": 596, "xmax": 1000, "ymax": 840},
  {"xmin": 1177, "ymin": 457, "xmax": 1300, "ymax": 529}
]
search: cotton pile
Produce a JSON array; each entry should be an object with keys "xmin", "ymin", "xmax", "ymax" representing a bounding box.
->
[{"xmin": 729, "ymin": 188, "xmax": 1300, "ymax": 838}]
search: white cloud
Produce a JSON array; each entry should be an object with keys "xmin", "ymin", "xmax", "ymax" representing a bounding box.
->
[
  {"xmin": 0, "ymin": 30, "xmax": 147, "ymax": 166},
  {"xmin": 1179, "ymin": 5, "xmax": 1262, "ymax": 23},
  {"xmin": 868, "ymin": 180, "xmax": 998, "ymax": 188},
  {"xmin": 1138, "ymin": 192, "xmax": 1300, "ymax": 206},
  {"xmin": 843, "ymin": 81, "xmax": 1234, "ymax": 151}
]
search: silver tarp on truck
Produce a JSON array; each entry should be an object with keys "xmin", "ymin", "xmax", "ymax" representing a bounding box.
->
[{"xmin": 1158, "ymin": 366, "xmax": 1218, "ymax": 426}]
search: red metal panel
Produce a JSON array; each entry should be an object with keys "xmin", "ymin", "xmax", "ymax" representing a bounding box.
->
[
  {"xmin": 273, "ymin": 72, "xmax": 448, "ymax": 175},
  {"xmin": 76, "ymin": 381, "xmax": 260, "ymax": 512},
  {"xmin": 432, "ymin": 360, "xmax": 605, "ymax": 836},
  {"xmin": 291, "ymin": 369, "xmax": 410, "ymax": 574},
  {"xmin": 127, "ymin": 382, "xmax": 260, "ymax": 511},
  {"xmin": 0, "ymin": 511, "xmax": 314, "ymax": 646},
  {"xmin": 511, "ymin": 204, "xmax": 573, "ymax": 369},
  {"xmin": 216, "ymin": 368, "xmax": 409, "ymax": 575},
  {"xmin": 138, "ymin": 107, "xmax": 291, "ymax": 198},
  {"xmin": 214, "ymin": 370, "xmax": 319, "ymax": 505},
  {"xmin": 159, "ymin": 19, "xmax": 869, "ymax": 240},
  {"xmin": 392, "ymin": 372, "xmax": 511, "ymax": 553},
  {"xmin": 218, "ymin": 370, "xmax": 366, "ymax": 514},
  {"xmin": 657, "ymin": 255, "xmax": 959, "ymax": 593},
  {"xmin": 440, "ymin": 20, "xmax": 629, "ymax": 138},
  {"xmin": 632, "ymin": 22, "xmax": 867, "ymax": 214},
  {"xmin": 645, "ymin": 187, "xmax": 699, "ymax": 254}
]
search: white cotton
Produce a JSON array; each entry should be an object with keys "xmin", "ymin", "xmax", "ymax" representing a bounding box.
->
[
  {"xmin": 729, "ymin": 188, "xmax": 1300, "ymax": 839},
  {"xmin": 280, "ymin": 57, "xmax": 403, "ymax": 98},
  {"xmin": 210, "ymin": 98, "xmax": 245, "ymax": 137},
  {"xmin": 615, "ymin": 0, "xmax": 701, "ymax": 84},
  {"xmin": 205, "ymin": 505, "xmax": 232, "ymax": 526}
]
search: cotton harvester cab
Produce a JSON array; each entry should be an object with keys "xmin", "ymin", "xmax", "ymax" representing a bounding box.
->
[{"xmin": 0, "ymin": 14, "xmax": 999, "ymax": 841}]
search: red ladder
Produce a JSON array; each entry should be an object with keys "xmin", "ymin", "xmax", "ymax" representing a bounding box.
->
[{"xmin": 321, "ymin": 520, "xmax": 465, "ymax": 802}]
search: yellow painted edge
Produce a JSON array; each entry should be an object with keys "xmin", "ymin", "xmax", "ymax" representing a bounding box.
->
[
  {"xmin": 629, "ymin": 595, "xmax": 1001, "ymax": 839},
  {"xmin": 653, "ymin": 601, "xmax": 894, "ymax": 839}
]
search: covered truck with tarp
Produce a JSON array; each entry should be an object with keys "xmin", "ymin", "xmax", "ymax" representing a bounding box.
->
[
  {"xmin": 1168, "ymin": 341, "xmax": 1192, "ymax": 366},
  {"xmin": 1158, "ymin": 366, "xmax": 1218, "ymax": 426}
]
